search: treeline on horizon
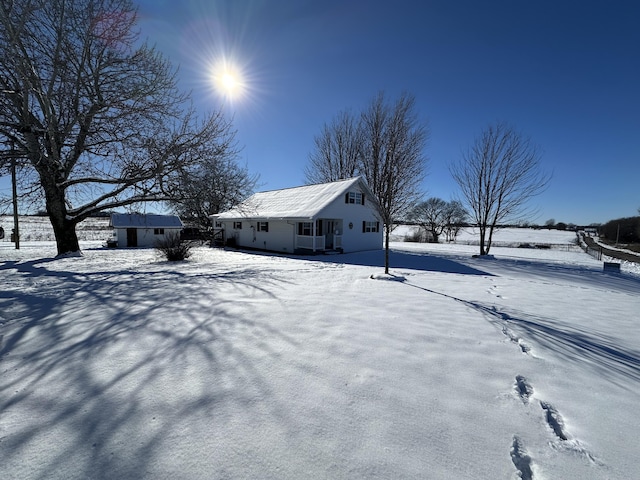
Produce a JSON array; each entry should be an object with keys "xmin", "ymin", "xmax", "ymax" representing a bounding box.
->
[{"xmin": 599, "ymin": 216, "xmax": 640, "ymax": 244}]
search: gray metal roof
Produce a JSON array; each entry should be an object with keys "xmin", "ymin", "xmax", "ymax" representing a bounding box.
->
[{"xmin": 110, "ymin": 213, "xmax": 183, "ymax": 229}]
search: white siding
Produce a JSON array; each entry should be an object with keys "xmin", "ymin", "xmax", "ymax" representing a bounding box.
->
[
  {"xmin": 223, "ymin": 220, "xmax": 295, "ymax": 253},
  {"xmin": 319, "ymin": 193, "xmax": 382, "ymax": 253},
  {"xmin": 114, "ymin": 227, "xmax": 181, "ymax": 248}
]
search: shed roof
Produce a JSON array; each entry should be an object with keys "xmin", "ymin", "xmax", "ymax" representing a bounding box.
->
[
  {"xmin": 216, "ymin": 177, "xmax": 373, "ymax": 220},
  {"xmin": 110, "ymin": 213, "xmax": 183, "ymax": 229}
]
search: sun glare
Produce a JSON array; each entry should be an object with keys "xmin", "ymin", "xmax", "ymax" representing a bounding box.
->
[{"xmin": 212, "ymin": 63, "xmax": 245, "ymax": 100}]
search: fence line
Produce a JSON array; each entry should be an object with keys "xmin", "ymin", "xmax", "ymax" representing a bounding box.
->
[{"xmin": 585, "ymin": 245, "xmax": 603, "ymax": 261}]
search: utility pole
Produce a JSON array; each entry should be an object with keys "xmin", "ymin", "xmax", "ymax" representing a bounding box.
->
[
  {"xmin": 11, "ymin": 153, "xmax": 20, "ymax": 249},
  {"xmin": 1, "ymin": 88, "xmax": 22, "ymax": 248}
]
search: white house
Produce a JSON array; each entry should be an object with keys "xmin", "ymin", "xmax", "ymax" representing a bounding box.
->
[
  {"xmin": 211, "ymin": 177, "xmax": 382, "ymax": 254},
  {"xmin": 109, "ymin": 213, "xmax": 183, "ymax": 248}
]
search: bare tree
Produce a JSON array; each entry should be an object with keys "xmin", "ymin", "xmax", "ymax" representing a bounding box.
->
[
  {"xmin": 0, "ymin": 0, "xmax": 239, "ymax": 255},
  {"xmin": 169, "ymin": 155, "xmax": 259, "ymax": 233},
  {"xmin": 304, "ymin": 109, "xmax": 362, "ymax": 184},
  {"xmin": 306, "ymin": 92, "xmax": 428, "ymax": 273},
  {"xmin": 360, "ymin": 92, "xmax": 428, "ymax": 273},
  {"xmin": 409, "ymin": 198, "xmax": 467, "ymax": 243},
  {"xmin": 450, "ymin": 122, "xmax": 550, "ymax": 255},
  {"xmin": 442, "ymin": 200, "xmax": 467, "ymax": 242},
  {"xmin": 409, "ymin": 197, "xmax": 448, "ymax": 243}
]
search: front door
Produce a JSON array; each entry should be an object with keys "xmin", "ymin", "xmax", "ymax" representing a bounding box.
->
[
  {"xmin": 325, "ymin": 220, "xmax": 336, "ymax": 249},
  {"xmin": 126, "ymin": 228, "xmax": 138, "ymax": 247}
]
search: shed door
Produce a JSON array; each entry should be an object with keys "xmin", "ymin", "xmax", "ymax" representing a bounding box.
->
[{"xmin": 126, "ymin": 228, "xmax": 138, "ymax": 247}]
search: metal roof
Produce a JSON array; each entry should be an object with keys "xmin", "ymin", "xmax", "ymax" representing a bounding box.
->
[
  {"xmin": 110, "ymin": 213, "xmax": 183, "ymax": 229},
  {"xmin": 216, "ymin": 177, "xmax": 374, "ymax": 220}
]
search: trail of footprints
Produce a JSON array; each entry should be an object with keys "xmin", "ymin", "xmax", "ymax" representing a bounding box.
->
[
  {"xmin": 510, "ymin": 375, "xmax": 599, "ymax": 479},
  {"xmin": 502, "ymin": 326, "xmax": 531, "ymax": 354}
]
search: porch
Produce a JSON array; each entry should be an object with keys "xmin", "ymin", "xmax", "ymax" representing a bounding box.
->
[
  {"xmin": 295, "ymin": 234, "xmax": 343, "ymax": 253},
  {"xmin": 295, "ymin": 219, "xmax": 343, "ymax": 253}
]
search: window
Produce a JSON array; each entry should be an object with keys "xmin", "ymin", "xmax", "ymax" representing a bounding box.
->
[
  {"xmin": 257, "ymin": 221, "xmax": 269, "ymax": 232},
  {"xmin": 362, "ymin": 221, "xmax": 379, "ymax": 233},
  {"xmin": 233, "ymin": 221, "xmax": 242, "ymax": 229},
  {"xmin": 214, "ymin": 221, "xmax": 222, "ymax": 228},
  {"xmin": 153, "ymin": 228, "xmax": 164, "ymax": 235},
  {"xmin": 345, "ymin": 191, "xmax": 364, "ymax": 205},
  {"xmin": 298, "ymin": 222, "xmax": 313, "ymax": 236}
]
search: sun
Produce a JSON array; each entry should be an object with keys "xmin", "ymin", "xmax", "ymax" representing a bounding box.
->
[
  {"xmin": 212, "ymin": 63, "xmax": 245, "ymax": 100},
  {"xmin": 221, "ymin": 72, "xmax": 238, "ymax": 91}
]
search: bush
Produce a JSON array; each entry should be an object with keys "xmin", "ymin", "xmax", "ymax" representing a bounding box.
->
[
  {"xmin": 155, "ymin": 233, "xmax": 192, "ymax": 261},
  {"xmin": 404, "ymin": 227, "xmax": 426, "ymax": 243}
]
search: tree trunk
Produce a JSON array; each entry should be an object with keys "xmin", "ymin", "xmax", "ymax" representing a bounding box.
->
[
  {"xmin": 485, "ymin": 225, "xmax": 495, "ymax": 255},
  {"xmin": 384, "ymin": 223, "xmax": 390, "ymax": 274},
  {"xmin": 50, "ymin": 214, "xmax": 81, "ymax": 256},
  {"xmin": 479, "ymin": 227, "xmax": 487, "ymax": 255},
  {"xmin": 42, "ymin": 177, "xmax": 80, "ymax": 255}
]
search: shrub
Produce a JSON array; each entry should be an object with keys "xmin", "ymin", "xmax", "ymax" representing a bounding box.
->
[
  {"xmin": 155, "ymin": 233, "xmax": 192, "ymax": 261},
  {"xmin": 404, "ymin": 227, "xmax": 426, "ymax": 243}
]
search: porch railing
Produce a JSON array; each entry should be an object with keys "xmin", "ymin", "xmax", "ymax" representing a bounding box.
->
[{"xmin": 295, "ymin": 235, "xmax": 325, "ymax": 251}]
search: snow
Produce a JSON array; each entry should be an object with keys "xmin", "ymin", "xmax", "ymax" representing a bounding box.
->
[
  {"xmin": 1, "ymin": 227, "xmax": 639, "ymax": 479},
  {"xmin": 217, "ymin": 177, "xmax": 366, "ymax": 220}
]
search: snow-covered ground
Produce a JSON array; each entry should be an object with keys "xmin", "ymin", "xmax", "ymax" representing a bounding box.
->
[{"xmin": 1, "ymin": 228, "xmax": 639, "ymax": 479}]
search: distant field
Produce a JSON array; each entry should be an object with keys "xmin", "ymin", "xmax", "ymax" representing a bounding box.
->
[
  {"xmin": 391, "ymin": 224, "xmax": 578, "ymax": 247},
  {"xmin": 0, "ymin": 215, "xmax": 110, "ymax": 242}
]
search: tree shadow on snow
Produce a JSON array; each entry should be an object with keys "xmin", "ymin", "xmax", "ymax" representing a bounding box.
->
[
  {"xmin": 399, "ymin": 277, "xmax": 640, "ymax": 388},
  {"xmin": 493, "ymin": 307, "xmax": 640, "ymax": 387},
  {"xmin": 0, "ymin": 257, "xmax": 302, "ymax": 479},
  {"xmin": 305, "ymin": 248, "xmax": 493, "ymax": 276}
]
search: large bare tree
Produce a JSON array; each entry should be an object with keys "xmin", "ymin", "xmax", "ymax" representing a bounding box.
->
[
  {"xmin": 0, "ymin": 0, "xmax": 238, "ymax": 255},
  {"xmin": 306, "ymin": 91, "xmax": 428, "ymax": 273},
  {"xmin": 304, "ymin": 109, "xmax": 362, "ymax": 184},
  {"xmin": 450, "ymin": 122, "xmax": 550, "ymax": 255}
]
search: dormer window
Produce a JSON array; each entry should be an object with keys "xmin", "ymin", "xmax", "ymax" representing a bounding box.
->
[{"xmin": 345, "ymin": 191, "xmax": 364, "ymax": 205}]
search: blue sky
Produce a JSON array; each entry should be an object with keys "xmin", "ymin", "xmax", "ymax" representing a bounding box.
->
[{"xmin": 3, "ymin": 1, "xmax": 638, "ymax": 226}]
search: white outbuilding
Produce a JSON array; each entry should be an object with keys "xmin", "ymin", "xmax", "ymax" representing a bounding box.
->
[{"xmin": 109, "ymin": 213, "xmax": 183, "ymax": 248}]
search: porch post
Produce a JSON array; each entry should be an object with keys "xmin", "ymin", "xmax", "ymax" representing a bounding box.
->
[{"xmin": 312, "ymin": 218, "xmax": 316, "ymax": 252}]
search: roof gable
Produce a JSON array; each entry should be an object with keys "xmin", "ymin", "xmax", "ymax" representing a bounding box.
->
[
  {"xmin": 217, "ymin": 177, "xmax": 374, "ymax": 220},
  {"xmin": 110, "ymin": 213, "xmax": 183, "ymax": 229}
]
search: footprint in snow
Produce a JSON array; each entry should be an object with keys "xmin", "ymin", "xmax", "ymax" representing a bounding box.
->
[
  {"xmin": 515, "ymin": 375, "xmax": 534, "ymax": 404},
  {"xmin": 511, "ymin": 436, "xmax": 534, "ymax": 480}
]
